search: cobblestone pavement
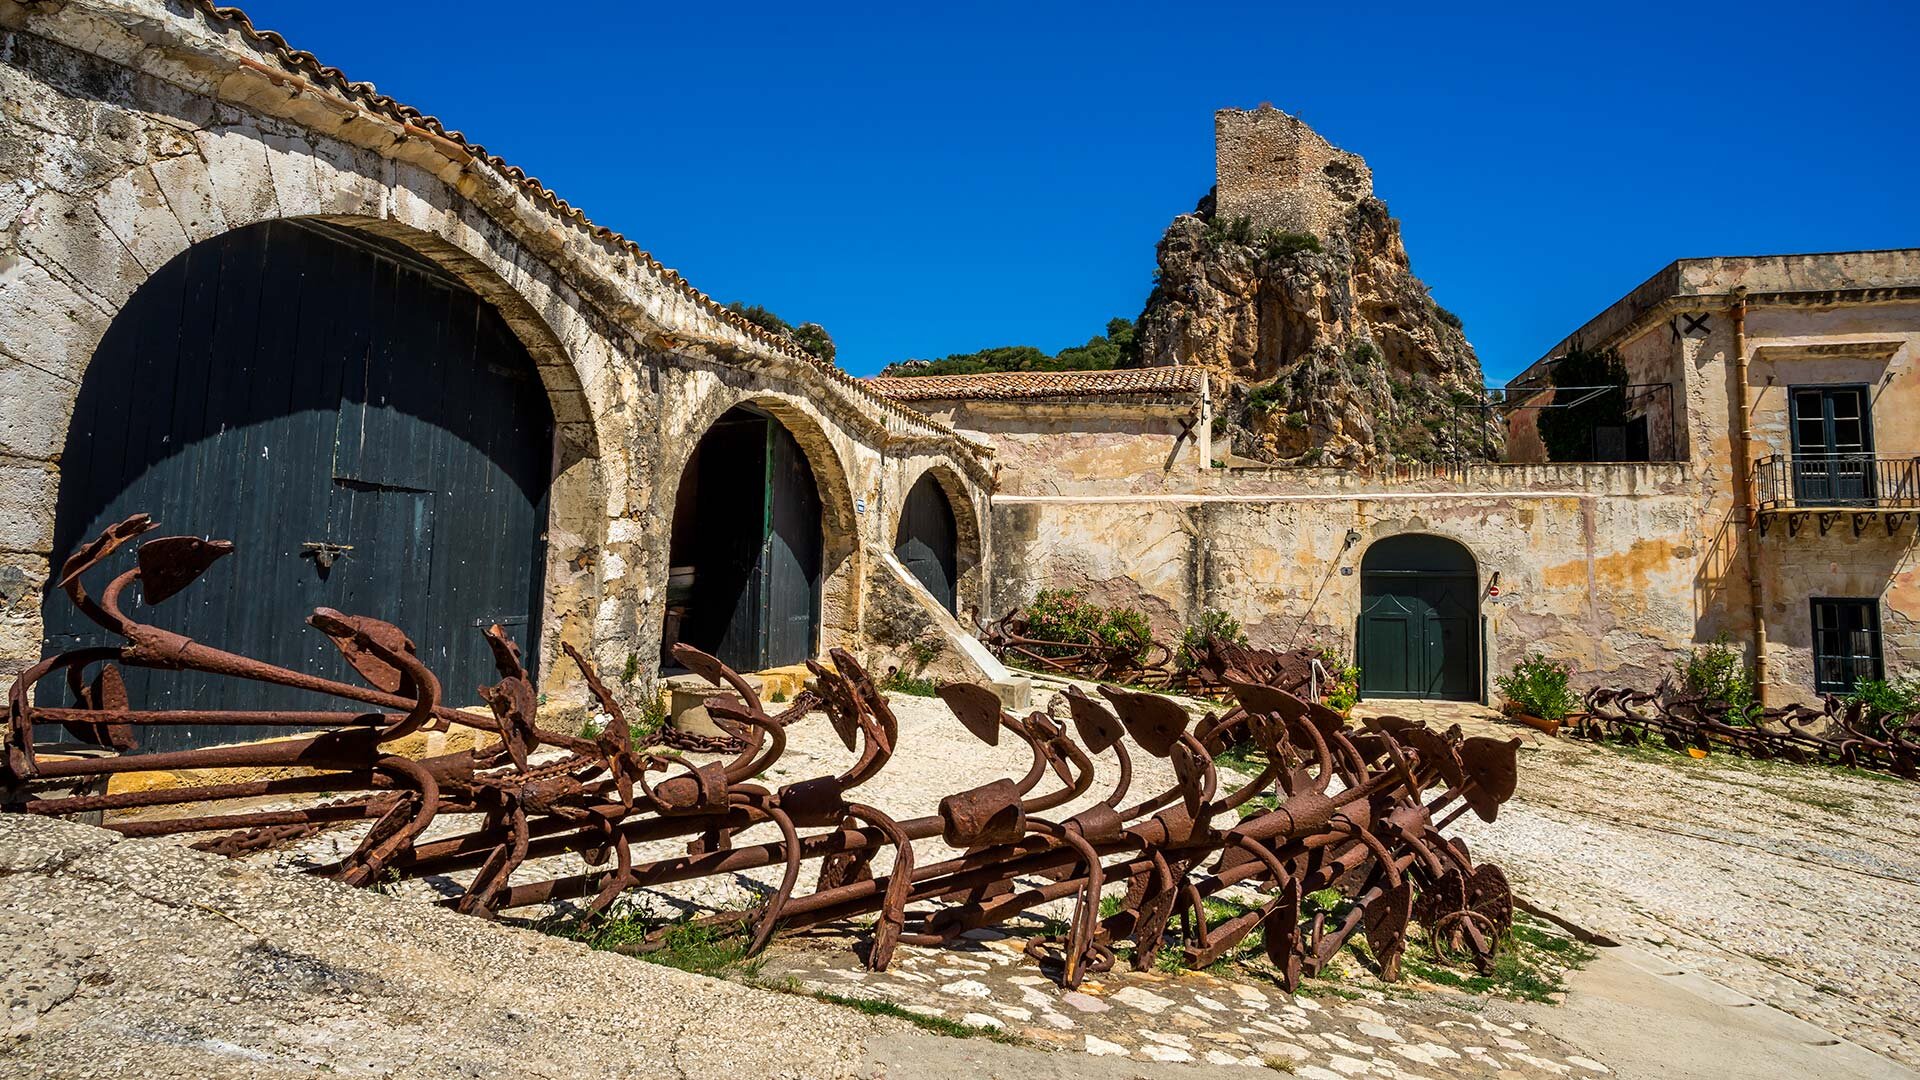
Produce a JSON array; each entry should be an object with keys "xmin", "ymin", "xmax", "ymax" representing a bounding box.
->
[
  {"xmin": 1363, "ymin": 700, "xmax": 1920, "ymax": 1070},
  {"xmin": 761, "ymin": 921, "xmax": 1612, "ymax": 1079}
]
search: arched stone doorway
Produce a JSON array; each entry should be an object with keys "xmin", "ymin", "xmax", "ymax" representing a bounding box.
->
[
  {"xmin": 1357, "ymin": 534, "xmax": 1480, "ymax": 701},
  {"xmin": 895, "ymin": 472, "xmax": 959, "ymax": 614},
  {"xmin": 663, "ymin": 404, "xmax": 824, "ymax": 671},
  {"xmin": 45, "ymin": 219, "xmax": 556, "ymax": 751}
]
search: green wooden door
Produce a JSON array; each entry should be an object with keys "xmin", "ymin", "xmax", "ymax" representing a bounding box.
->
[{"xmin": 1357, "ymin": 536, "xmax": 1479, "ymax": 701}]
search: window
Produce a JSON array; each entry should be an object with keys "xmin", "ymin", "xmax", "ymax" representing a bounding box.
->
[
  {"xmin": 1789, "ymin": 385, "xmax": 1875, "ymax": 505},
  {"xmin": 1811, "ymin": 598, "xmax": 1883, "ymax": 694}
]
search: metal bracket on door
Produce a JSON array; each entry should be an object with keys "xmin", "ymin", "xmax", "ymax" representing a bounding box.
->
[{"xmin": 300, "ymin": 541, "xmax": 354, "ymax": 571}]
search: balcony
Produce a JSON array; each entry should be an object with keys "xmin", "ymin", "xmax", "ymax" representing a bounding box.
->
[{"xmin": 1755, "ymin": 454, "xmax": 1920, "ymax": 536}]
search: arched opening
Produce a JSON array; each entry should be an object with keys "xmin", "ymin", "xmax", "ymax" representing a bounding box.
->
[
  {"xmin": 1357, "ymin": 533, "xmax": 1480, "ymax": 701},
  {"xmin": 663, "ymin": 404, "xmax": 823, "ymax": 672},
  {"xmin": 894, "ymin": 472, "xmax": 960, "ymax": 615},
  {"xmin": 44, "ymin": 219, "xmax": 556, "ymax": 752}
]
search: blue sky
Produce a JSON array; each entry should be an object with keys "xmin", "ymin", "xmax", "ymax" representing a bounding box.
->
[{"xmin": 242, "ymin": 2, "xmax": 1919, "ymax": 381}]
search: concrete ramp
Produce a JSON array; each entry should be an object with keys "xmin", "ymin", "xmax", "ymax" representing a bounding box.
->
[{"xmin": 865, "ymin": 547, "xmax": 1030, "ymax": 710}]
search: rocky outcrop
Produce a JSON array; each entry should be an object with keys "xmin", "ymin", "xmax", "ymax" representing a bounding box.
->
[{"xmin": 1136, "ymin": 108, "xmax": 1492, "ymax": 466}]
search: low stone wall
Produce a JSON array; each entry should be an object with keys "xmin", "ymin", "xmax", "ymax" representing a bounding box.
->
[{"xmin": 990, "ymin": 463, "xmax": 1702, "ymax": 694}]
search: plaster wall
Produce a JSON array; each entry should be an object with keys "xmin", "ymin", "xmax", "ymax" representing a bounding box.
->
[
  {"xmin": 1681, "ymin": 299, "xmax": 1920, "ymax": 700},
  {"xmin": 990, "ymin": 467, "xmax": 1700, "ymax": 696},
  {"xmin": 920, "ymin": 400, "xmax": 1205, "ymax": 497},
  {"xmin": 1507, "ymin": 263, "xmax": 1920, "ymax": 704}
]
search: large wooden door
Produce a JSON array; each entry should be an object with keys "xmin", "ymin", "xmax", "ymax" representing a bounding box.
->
[
  {"xmin": 45, "ymin": 220, "xmax": 553, "ymax": 752},
  {"xmin": 894, "ymin": 473, "xmax": 958, "ymax": 614},
  {"xmin": 763, "ymin": 417, "xmax": 823, "ymax": 667},
  {"xmin": 673, "ymin": 406, "xmax": 822, "ymax": 672},
  {"xmin": 1357, "ymin": 535, "xmax": 1478, "ymax": 701}
]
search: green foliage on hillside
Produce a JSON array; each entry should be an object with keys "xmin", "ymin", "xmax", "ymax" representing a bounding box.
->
[
  {"xmin": 879, "ymin": 318, "xmax": 1139, "ymax": 377},
  {"xmin": 725, "ymin": 302, "xmax": 836, "ymax": 364},
  {"xmin": 1538, "ymin": 343, "xmax": 1628, "ymax": 462}
]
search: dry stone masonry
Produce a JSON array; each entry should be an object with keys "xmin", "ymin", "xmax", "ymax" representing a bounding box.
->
[{"xmin": 1138, "ymin": 105, "xmax": 1489, "ymax": 466}]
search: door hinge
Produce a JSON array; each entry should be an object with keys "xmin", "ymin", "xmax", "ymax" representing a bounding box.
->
[{"xmin": 301, "ymin": 541, "xmax": 354, "ymax": 571}]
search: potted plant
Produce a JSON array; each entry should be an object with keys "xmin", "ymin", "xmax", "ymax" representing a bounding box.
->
[{"xmin": 1496, "ymin": 654, "xmax": 1577, "ymax": 735}]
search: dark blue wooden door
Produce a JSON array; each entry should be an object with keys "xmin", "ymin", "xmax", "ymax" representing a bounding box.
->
[
  {"xmin": 674, "ymin": 406, "xmax": 822, "ymax": 672},
  {"xmin": 44, "ymin": 220, "xmax": 553, "ymax": 752},
  {"xmin": 895, "ymin": 473, "xmax": 958, "ymax": 614},
  {"xmin": 763, "ymin": 419, "xmax": 823, "ymax": 667}
]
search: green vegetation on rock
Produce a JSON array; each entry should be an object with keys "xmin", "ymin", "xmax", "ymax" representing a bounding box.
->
[
  {"xmin": 726, "ymin": 301, "xmax": 837, "ymax": 364},
  {"xmin": 879, "ymin": 318, "xmax": 1139, "ymax": 377}
]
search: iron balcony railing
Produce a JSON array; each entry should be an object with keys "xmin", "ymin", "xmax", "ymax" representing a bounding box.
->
[{"xmin": 1755, "ymin": 453, "xmax": 1920, "ymax": 511}]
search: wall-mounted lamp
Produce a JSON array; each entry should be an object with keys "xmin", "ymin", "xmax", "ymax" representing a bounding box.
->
[{"xmin": 1343, "ymin": 529, "xmax": 1362, "ymax": 549}]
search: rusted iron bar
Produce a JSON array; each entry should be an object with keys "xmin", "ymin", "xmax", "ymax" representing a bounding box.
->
[
  {"xmin": 978, "ymin": 607, "xmax": 1324, "ymax": 699},
  {"xmin": 1579, "ymin": 683, "xmax": 1917, "ymax": 780},
  {"xmin": 5, "ymin": 513, "xmax": 1522, "ymax": 991}
]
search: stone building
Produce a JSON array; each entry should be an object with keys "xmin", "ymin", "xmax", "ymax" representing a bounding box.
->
[
  {"xmin": 875, "ymin": 249, "xmax": 1920, "ymax": 708},
  {"xmin": 1213, "ymin": 105, "xmax": 1372, "ymax": 239},
  {"xmin": 1507, "ymin": 250, "xmax": 1920, "ymax": 701},
  {"xmin": 877, "ymin": 366, "xmax": 1700, "ymax": 703},
  {"xmin": 875, "ymin": 105, "xmax": 1920, "ymax": 708},
  {"xmin": 0, "ymin": 0, "xmax": 1002, "ymax": 737},
  {"xmin": 4, "ymin": 1, "xmax": 1913, "ymax": 732}
]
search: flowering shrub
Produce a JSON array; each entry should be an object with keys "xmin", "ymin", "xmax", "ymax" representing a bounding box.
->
[
  {"xmin": 1021, "ymin": 589, "xmax": 1153, "ymax": 665},
  {"xmin": 1497, "ymin": 655, "xmax": 1577, "ymax": 723}
]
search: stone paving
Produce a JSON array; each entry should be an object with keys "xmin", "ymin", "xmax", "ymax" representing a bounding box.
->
[
  {"xmin": 755, "ymin": 918, "xmax": 1610, "ymax": 1079},
  {"xmin": 1365, "ymin": 700, "xmax": 1920, "ymax": 1071}
]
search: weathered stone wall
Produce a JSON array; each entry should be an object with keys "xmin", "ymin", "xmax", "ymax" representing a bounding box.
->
[
  {"xmin": 930, "ymin": 389, "xmax": 1701, "ymax": 695},
  {"xmin": 1214, "ymin": 105, "xmax": 1372, "ymax": 239},
  {"xmin": 990, "ymin": 463, "xmax": 1701, "ymax": 695},
  {"xmin": 0, "ymin": 0, "xmax": 992, "ymax": 707},
  {"xmin": 920, "ymin": 399, "xmax": 1207, "ymax": 498},
  {"xmin": 1507, "ymin": 252, "xmax": 1920, "ymax": 703}
]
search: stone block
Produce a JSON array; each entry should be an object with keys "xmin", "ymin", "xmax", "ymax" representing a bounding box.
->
[
  {"xmin": 146, "ymin": 150, "xmax": 228, "ymax": 242},
  {"xmin": 192, "ymin": 123, "xmax": 280, "ymax": 231},
  {"xmin": 0, "ymin": 259, "xmax": 108, "ymax": 384},
  {"xmin": 18, "ymin": 190, "xmax": 147, "ymax": 312},
  {"xmin": 0, "ymin": 360, "xmax": 73, "ymax": 460},
  {"xmin": 0, "ymin": 458, "xmax": 59, "ymax": 551},
  {"xmin": 662, "ymin": 673, "xmax": 764, "ymax": 739},
  {"xmin": 90, "ymin": 164, "xmax": 188, "ymax": 273}
]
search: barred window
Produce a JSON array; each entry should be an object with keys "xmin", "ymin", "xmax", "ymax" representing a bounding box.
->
[{"xmin": 1811, "ymin": 598, "xmax": 1883, "ymax": 694}]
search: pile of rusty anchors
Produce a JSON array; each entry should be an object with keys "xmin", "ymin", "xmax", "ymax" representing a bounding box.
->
[
  {"xmin": 5, "ymin": 513, "xmax": 1523, "ymax": 990},
  {"xmin": 979, "ymin": 609, "xmax": 1323, "ymax": 699},
  {"xmin": 1578, "ymin": 683, "xmax": 1917, "ymax": 780}
]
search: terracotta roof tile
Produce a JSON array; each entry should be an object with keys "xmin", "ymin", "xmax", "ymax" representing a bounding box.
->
[{"xmin": 868, "ymin": 367, "xmax": 1203, "ymax": 403}]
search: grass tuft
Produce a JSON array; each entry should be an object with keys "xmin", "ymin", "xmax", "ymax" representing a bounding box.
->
[
  {"xmin": 808, "ymin": 990, "xmax": 1019, "ymax": 1042},
  {"xmin": 539, "ymin": 903, "xmax": 763, "ymax": 978}
]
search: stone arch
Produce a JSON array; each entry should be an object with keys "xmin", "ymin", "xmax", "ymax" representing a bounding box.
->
[
  {"xmin": 657, "ymin": 387, "xmax": 864, "ymax": 664},
  {"xmin": 1355, "ymin": 532, "xmax": 1482, "ymax": 701},
  {"xmin": 893, "ymin": 462, "xmax": 987, "ymax": 627},
  {"xmin": 14, "ymin": 160, "xmax": 617, "ymax": 690},
  {"xmin": 1359, "ymin": 531, "xmax": 1481, "ymax": 578}
]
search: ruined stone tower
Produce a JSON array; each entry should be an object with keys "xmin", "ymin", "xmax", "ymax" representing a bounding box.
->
[
  {"xmin": 1138, "ymin": 106, "xmax": 1489, "ymax": 465},
  {"xmin": 1214, "ymin": 105, "xmax": 1373, "ymax": 239}
]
